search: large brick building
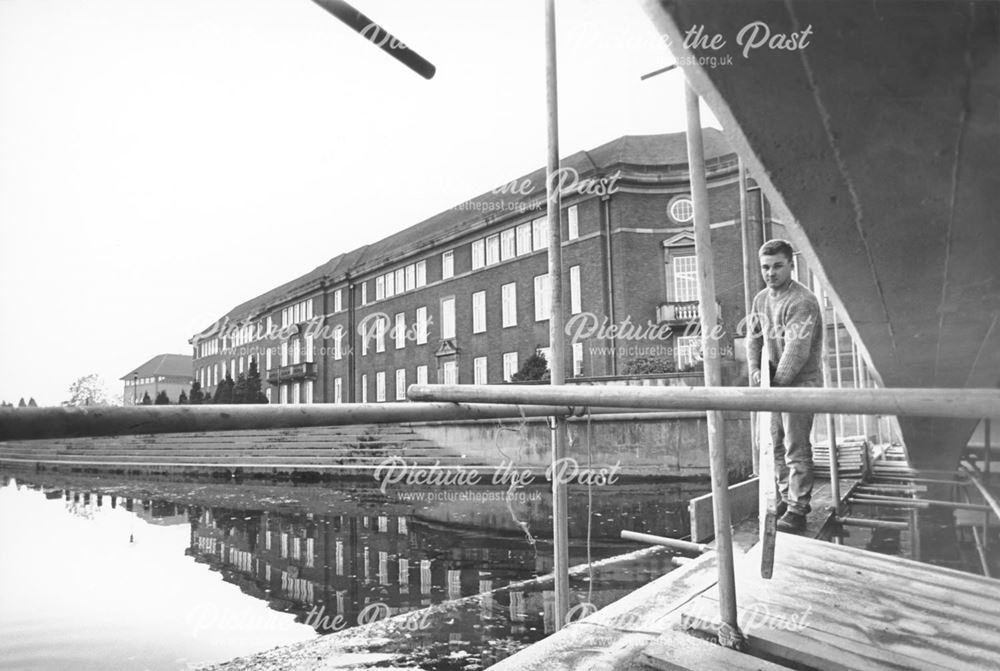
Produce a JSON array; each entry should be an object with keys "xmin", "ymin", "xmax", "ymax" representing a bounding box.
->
[{"xmin": 190, "ymin": 131, "xmax": 766, "ymax": 404}]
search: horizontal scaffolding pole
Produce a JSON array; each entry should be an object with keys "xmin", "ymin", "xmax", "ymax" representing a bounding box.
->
[
  {"xmin": 960, "ymin": 462, "xmax": 1000, "ymax": 524},
  {"xmin": 0, "ymin": 402, "xmax": 627, "ymax": 442},
  {"xmin": 620, "ymin": 530, "xmax": 711, "ymax": 555},
  {"xmin": 834, "ymin": 516, "xmax": 910, "ymax": 530},
  {"xmin": 850, "ymin": 493, "xmax": 992, "ymax": 511},
  {"xmin": 407, "ymin": 384, "xmax": 1000, "ymax": 420}
]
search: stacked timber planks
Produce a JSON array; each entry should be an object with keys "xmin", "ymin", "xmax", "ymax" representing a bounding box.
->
[{"xmin": 813, "ymin": 435, "xmax": 870, "ymax": 478}]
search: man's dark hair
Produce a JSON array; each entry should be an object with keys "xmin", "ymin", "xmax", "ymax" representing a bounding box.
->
[{"xmin": 759, "ymin": 239, "xmax": 795, "ymax": 262}]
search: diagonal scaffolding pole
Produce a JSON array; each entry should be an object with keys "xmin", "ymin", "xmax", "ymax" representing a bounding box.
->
[{"xmin": 684, "ymin": 83, "xmax": 742, "ymax": 649}]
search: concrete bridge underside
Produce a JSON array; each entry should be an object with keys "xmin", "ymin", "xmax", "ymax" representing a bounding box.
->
[{"xmin": 644, "ymin": 0, "xmax": 1000, "ymax": 469}]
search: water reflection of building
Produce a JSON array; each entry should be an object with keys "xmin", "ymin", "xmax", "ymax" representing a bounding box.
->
[{"xmin": 188, "ymin": 506, "xmax": 543, "ymax": 642}]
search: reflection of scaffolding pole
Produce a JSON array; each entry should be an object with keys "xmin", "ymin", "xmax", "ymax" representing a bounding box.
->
[
  {"xmin": 544, "ymin": 0, "xmax": 570, "ymax": 630},
  {"xmin": 684, "ymin": 83, "xmax": 742, "ymax": 649}
]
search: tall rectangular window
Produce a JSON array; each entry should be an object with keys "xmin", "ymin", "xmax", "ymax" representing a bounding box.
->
[
  {"xmin": 674, "ymin": 255, "xmax": 699, "ymax": 302},
  {"xmin": 567, "ymin": 205, "xmax": 579, "ymax": 240},
  {"xmin": 304, "ymin": 334, "xmax": 314, "ymax": 363},
  {"xmin": 334, "ymin": 377, "xmax": 342, "ymax": 404},
  {"xmin": 266, "ymin": 348, "xmax": 272, "ymax": 371},
  {"xmin": 394, "ymin": 268, "xmax": 405, "ymax": 293},
  {"xmin": 376, "ymin": 372, "xmax": 386, "ymax": 402},
  {"xmin": 534, "ymin": 274, "xmax": 551, "ymax": 322},
  {"xmin": 395, "ymin": 369, "xmax": 406, "ymax": 400},
  {"xmin": 303, "ymin": 380, "xmax": 313, "ymax": 404},
  {"xmin": 416, "ymin": 365, "xmax": 428, "ymax": 385},
  {"xmin": 292, "ymin": 338, "xmax": 301, "ymax": 365},
  {"xmin": 375, "ymin": 316, "xmax": 386, "ymax": 352},
  {"xmin": 502, "ymin": 352, "xmax": 519, "ymax": 382},
  {"xmin": 280, "ymin": 385, "xmax": 288, "ymax": 404},
  {"xmin": 361, "ymin": 282, "xmax": 367, "ymax": 305},
  {"xmin": 395, "ymin": 313, "xmax": 406, "ymax": 349},
  {"xmin": 376, "ymin": 275, "xmax": 385, "ymax": 301},
  {"xmin": 416, "ymin": 307, "xmax": 428, "ymax": 344},
  {"xmin": 441, "ymin": 297, "xmax": 456, "ymax": 339},
  {"xmin": 281, "ymin": 341, "xmax": 289, "ymax": 367},
  {"xmin": 532, "ymin": 216, "xmax": 548, "ymax": 251},
  {"xmin": 405, "ymin": 264, "xmax": 415, "ymax": 291},
  {"xmin": 485, "ymin": 234, "xmax": 500, "ymax": 265},
  {"xmin": 572, "ymin": 342, "xmax": 584, "ymax": 376},
  {"xmin": 385, "ymin": 271, "xmax": 395, "ymax": 298},
  {"xmin": 474, "ymin": 357, "xmax": 487, "ymax": 385},
  {"xmin": 291, "ymin": 382, "xmax": 301, "ymax": 405},
  {"xmin": 415, "ymin": 260, "xmax": 427, "ymax": 287},
  {"xmin": 442, "ymin": 361, "xmax": 458, "ymax": 385},
  {"xmin": 500, "ymin": 229, "xmax": 516, "ymax": 260},
  {"xmin": 361, "ymin": 374, "xmax": 368, "ymax": 403},
  {"xmin": 471, "ymin": 239, "xmax": 485, "ymax": 270},
  {"xmin": 501, "ymin": 283, "xmax": 517, "ymax": 327},
  {"xmin": 334, "ymin": 289, "xmax": 343, "ymax": 312},
  {"xmin": 516, "ymin": 223, "xmax": 532, "ymax": 255},
  {"xmin": 472, "ymin": 291, "xmax": 486, "ymax": 334},
  {"xmin": 333, "ymin": 326, "xmax": 343, "ymax": 360},
  {"xmin": 441, "ymin": 250, "xmax": 454, "ymax": 279},
  {"xmin": 570, "ymin": 265, "xmax": 582, "ymax": 314}
]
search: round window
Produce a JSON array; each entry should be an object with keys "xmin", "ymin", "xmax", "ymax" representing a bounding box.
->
[{"xmin": 668, "ymin": 197, "xmax": 694, "ymax": 223}]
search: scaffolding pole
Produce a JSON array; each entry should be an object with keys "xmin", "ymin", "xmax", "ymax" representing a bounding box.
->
[
  {"xmin": 684, "ymin": 83, "xmax": 742, "ymax": 649},
  {"xmin": 544, "ymin": 0, "xmax": 570, "ymax": 630}
]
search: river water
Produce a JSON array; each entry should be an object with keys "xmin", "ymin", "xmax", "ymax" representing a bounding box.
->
[{"xmin": 0, "ymin": 469, "xmax": 709, "ymax": 670}]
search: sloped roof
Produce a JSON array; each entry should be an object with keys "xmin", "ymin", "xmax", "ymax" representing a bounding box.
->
[
  {"xmin": 192, "ymin": 130, "xmax": 733, "ymax": 338},
  {"xmin": 121, "ymin": 354, "xmax": 192, "ymax": 380}
]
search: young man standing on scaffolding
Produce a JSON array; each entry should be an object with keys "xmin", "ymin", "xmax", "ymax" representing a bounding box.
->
[{"xmin": 747, "ymin": 239, "xmax": 825, "ymax": 533}]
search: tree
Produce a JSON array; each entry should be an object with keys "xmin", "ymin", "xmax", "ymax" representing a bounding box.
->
[
  {"xmin": 511, "ymin": 352, "xmax": 550, "ymax": 382},
  {"xmin": 141, "ymin": 391, "xmax": 153, "ymax": 405},
  {"xmin": 18, "ymin": 398, "xmax": 26, "ymax": 408},
  {"xmin": 28, "ymin": 397, "xmax": 37, "ymax": 407},
  {"xmin": 232, "ymin": 373, "xmax": 248, "ymax": 404},
  {"xmin": 178, "ymin": 390, "xmax": 189, "ymax": 405},
  {"xmin": 63, "ymin": 374, "xmax": 111, "ymax": 407},
  {"xmin": 154, "ymin": 390, "xmax": 170, "ymax": 405},
  {"xmin": 188, "ymin": 381, "xmax": 205, "ymax": 405},
  {"xmin": 245, "ymin": 359, "xmax": 267, "ymax": 404},
  {"xmin": 213, "ymin": 374, "xmax": 234, "ymax": 404}
]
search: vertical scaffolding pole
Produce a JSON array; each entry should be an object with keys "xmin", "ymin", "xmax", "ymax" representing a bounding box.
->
[
  {"xmin": 821, "ymin": 299, "xmax": 841, "ymax": 514},
  {"xmin": 738, "ymin": 159, "xmax": 759, "ymax": 477},
  {"xmin": 544, "ymin": 0, "xmax": 570, "ymax": 630},
  {"xmin": 685, "ymin": 83, "xmax": 742, "ymax": 648}
]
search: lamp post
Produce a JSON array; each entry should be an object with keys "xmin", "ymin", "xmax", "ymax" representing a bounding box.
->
[{"xmin": 132, "ymin": 373, "xmax": 138, "ymax": 406}]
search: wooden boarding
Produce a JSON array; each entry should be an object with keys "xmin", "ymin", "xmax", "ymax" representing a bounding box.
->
[
  {"xmin": 689, "ymin": 477, "xmax": 760, "ymax": 542},
  {"xmin": 643, "ymin": 631, "xmax": 796, "ymax": 670},
  {"xmin": 642, "ymin": 533, "xmax": 1000, "ymax": 671},
  {"xmin": 758, "ymin": 341, "xmax": 777, "ymax": 578}
]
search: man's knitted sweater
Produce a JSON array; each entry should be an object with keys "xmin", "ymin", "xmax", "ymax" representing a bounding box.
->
[{"xmin": 746, "ymin": 279, "xmax": 823, "ymax": 387}]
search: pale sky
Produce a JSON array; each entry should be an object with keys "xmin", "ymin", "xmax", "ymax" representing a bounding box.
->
[{"xmin": 0, "ymin": 0, "xmax": 718, "ymax": 406}]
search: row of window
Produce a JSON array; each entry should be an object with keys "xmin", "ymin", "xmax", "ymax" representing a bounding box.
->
[
  {"xmin": 374, "ymin": 261, "xmax": 428, "ymax": 301},
  {"xmin": 282, "ymin": 299, "xmax": 314, "ymax": 328},
  {"xmin": 197, "ymin": 265, "xmax": 587, "ymax": 381},
  {"xmin": 469, "ymin": 205, "xmax": 579, "ymax": 272},
  {"xmin": 197, "ymin": 339, "xmax": 219, "ymax": 358},
  {"xmin": 360, "ymin": 268, "xmax": 583, "ymax": 354},
  {"xmin": 197, "ymin": 207, "xmax": 582, "ymax": 354},
  {"xmin": 128, "ymin": 376, "xmax": 165, "ymax": 386}
]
